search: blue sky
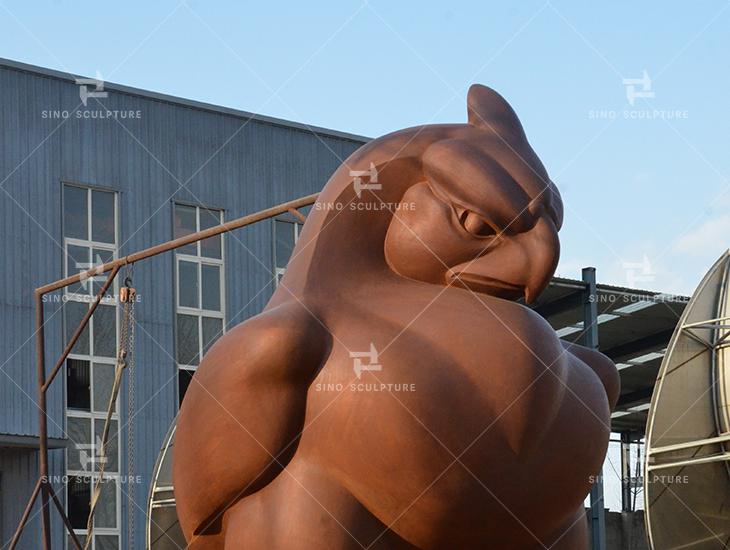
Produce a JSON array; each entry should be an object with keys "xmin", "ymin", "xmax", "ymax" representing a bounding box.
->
[{"xmin": 2, "ymin": 0, "xmax": 729, "ymax": 296}]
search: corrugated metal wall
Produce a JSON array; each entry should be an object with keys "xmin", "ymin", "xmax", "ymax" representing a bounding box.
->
[
  {"xmin": 0, "ymin": 59, "xmax": 367, "ymax": 549},
  {"xmin": 0, "ymin": 450, "xmax": 64, "ymax": 550}
]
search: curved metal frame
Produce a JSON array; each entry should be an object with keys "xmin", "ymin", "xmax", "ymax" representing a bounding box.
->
[
  {"xmin": 146, "ymin": 421, "xmax": 182, "ymax": 550},
  {"xmin": 645, "ymin": 251, "xmax": 730, "ymax": 549}
]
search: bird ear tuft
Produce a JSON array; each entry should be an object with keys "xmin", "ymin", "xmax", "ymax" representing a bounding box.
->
[{"xmin": 467, "ymin": 84, "xmax": 527, "ymax": 140}]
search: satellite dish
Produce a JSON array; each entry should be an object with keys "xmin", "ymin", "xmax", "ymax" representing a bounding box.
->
[
  {"xmin": 645, "ymin": 250, "xmax": 730, "ymax": 549},
  {"xmin": 146, "ymin": 420, "xmax": 186, "ymax": 550}
]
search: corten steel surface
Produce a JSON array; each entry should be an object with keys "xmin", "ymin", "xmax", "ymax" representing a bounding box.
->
[
  {"xmin": 11, "ymin": 194, "xmax": 317, "ymax": 550},
  {"xmin": 173, "ymin": 85, "xmax": 620, "ymax": 550}
]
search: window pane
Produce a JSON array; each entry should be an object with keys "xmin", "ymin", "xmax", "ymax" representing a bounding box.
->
[
  {"xmin": 93, "ymin": 363, "xmax": 116, "ymax": 413},
  {"xmin": 178, "ymin": 261, "xmax": 199, "ymax": 308},
  {"xmin": 67, "ymin": 416, "xmax": 91, "ymax": 471},
  {"xmin": 65, "ymin": 301, "xmax": 90, "ymax": 355},
  {"xmin": 93, "ymin": 304, "xmax": 116, "ymax": 358},
  {"xmin": 95, "ymin": 419, "xmax": 118, "ymax": 473},
  {"xmin": 201, "ymin": 264, "xmax": 221, "ymax": 311},
  {"xmin": 179, "ymin": 368, "xmax": 194, "ymax": 406},
  {"xmin": 275, "ymin": 220, "xmax": 295, "ymax": 269},
  {"xmin": 67, "ymin": 245, "xmax": 90, "ymax": 294},
  {"xmin": 69, "ymin": 534, "xmax": 86, "ymax": 550},
  {"xmin": 177, "ymin": 314, "xmax": 199, "ymax": 366},
  {"xmin": 67, "ymin": 359, "xmax": 90, "ymax": 411},
  {"xmin": 68, "ymin": 476, "xmax": 91, "ymax": 529},
  {"xmin": 174, "ymin": 204, "xmax": 197, "ymax": 255},
  {"xmin": 202, "ymin": 317, "xmax": 223, "ymax": 357},
  {"xmin": 200, "ymin": 208, "xmax": 222, "ymax": 259},
  {"xmin": 92, "ymin": 249, "xmax": 114, "ymax": 296},
  {"xmin": 91, "ymin": 190, "xmax": 115, "ymax": 244},
  {"xmin": 93, "ymin": 477, "xmax": 117, "ymax": 528},
  {"xmin": 96, "ymin": 535, "xmax": 119, "ymax": 550},
  {"xmin": 64, "ymin": 185, "xmax": 88, "ymax": 240}
]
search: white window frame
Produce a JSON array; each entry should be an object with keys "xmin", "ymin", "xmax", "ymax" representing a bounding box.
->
[
  {"xmin": 173, "ymin": 204, "xmax": 226, "ymax": 401},
  {"xmin": 62, "ymin": 183, "xmax": 121, "ymax": 550},
  {"xmin": 273, "ymin": 217, "xmax": 302, "ymax": 286}
]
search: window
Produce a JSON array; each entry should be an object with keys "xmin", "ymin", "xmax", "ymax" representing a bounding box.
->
[
  {"xmin": 174, "ymin": 204, "xmax": 225, "ymax": 404},
  {"xmin": 273, "ymin": 218, "xmax": 303, "ymax": 285},
  {"xmin": 62, "ymin": 184, "xmax": 120, "ymax": 550}
]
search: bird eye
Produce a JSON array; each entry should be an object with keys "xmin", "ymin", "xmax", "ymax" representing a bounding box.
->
[{"xmin": 460, "ymin": 210, "xmax": 496, "ymax": 237}]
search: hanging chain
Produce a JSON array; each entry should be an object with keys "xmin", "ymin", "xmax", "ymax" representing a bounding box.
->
[
  {"xmin": 84, "ymin": 264, "xmax": 135, "ymax": 550},
  {"xmin": 125, "ymin": 267, "xmax": 136, "ymax": 550}
]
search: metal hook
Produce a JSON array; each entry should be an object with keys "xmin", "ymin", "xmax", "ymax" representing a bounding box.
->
[{"xmin": 124, "ymin": 262, "xmax": 134, "ymax": 288}]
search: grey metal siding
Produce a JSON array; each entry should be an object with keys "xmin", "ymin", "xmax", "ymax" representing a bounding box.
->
[{"xmin": 0, "ymin": 450, "xmax": 64, "ymax": 549}]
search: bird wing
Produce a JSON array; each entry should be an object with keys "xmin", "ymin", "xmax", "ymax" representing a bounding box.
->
[
  {"xmin": 173, "ymin": 300, "xmax": 332, "ymax": 542},
  {"xmin": 561, "ymin": 340, "xmax": 620, "ymax": 411}
]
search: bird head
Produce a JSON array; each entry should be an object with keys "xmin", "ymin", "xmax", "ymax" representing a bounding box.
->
[
  {"xmin": 269, "ymin": 85, "xmax": 562, "ymax": 308},
  {"xmin": 383, "ymin": 85, "xmax": 563, "ymax": 303}
]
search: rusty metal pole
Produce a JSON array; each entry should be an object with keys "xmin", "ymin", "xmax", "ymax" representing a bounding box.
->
[
  {"xmin": 35, "ymin": 292, "xmax": 52, "ymax": 550},
  {"xmin": 48, "ymin": 483, "xmax": 84, "ymax": 550},
  {"xmin": 43, "ymin": 266, "xmax": 121, "ymax": 392},
  {"xmin": 287, "ymin": 208, "xmax": 308, "ymax": 222}
]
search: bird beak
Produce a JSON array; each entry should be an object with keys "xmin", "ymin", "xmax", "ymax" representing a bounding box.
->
[{"xmin": 447, "ymin": 215, "xmax": 559, "ymax": 303}]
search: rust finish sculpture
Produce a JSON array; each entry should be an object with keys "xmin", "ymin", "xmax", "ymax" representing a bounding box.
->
[{"xmin": 173, "ymin": 85, "xmax": 619, "ymax": 550}]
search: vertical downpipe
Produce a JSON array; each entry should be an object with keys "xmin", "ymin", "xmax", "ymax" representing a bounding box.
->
[{"xmin": 582, "ymin": 267, "xmax": 606, "ymax": 550}]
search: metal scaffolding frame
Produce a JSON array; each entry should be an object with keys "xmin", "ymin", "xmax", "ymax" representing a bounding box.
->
[{"xmin": 9, "ymin": 193, "xmax": 318, "ymax": 550}]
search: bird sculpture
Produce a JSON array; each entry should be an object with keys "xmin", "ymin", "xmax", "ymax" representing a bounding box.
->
[{"xmin": 173, "ymin": 84, "xmax": 619, "ymax": 550}]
